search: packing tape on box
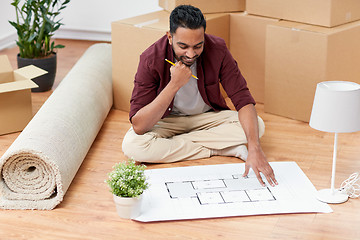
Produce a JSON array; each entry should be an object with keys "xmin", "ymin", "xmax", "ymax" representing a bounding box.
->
[
  {"xmin": 346, "ymin": 12, "xmax": 352, "ymax": 21},
  {"xmin": 134, "ymin": 19, "xmax": 160, "ymax": 28},
  {"xmin": 0, "ymin": 43, "xmax": 113, "ymax": 210}
]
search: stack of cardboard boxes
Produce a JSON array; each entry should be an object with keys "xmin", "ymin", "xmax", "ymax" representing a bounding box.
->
[
  {"xmin": 229, "ymin": 12, "xmax": 279, "ymax": 104},
  {"xmin": 112, "ymin": 0, "xmax": 360, "ymax": 122},
  {"xmin": 247, "ymin": 0, "xmax": 360, "ymax": 122}
]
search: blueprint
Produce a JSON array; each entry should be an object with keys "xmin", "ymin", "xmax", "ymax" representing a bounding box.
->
[{"xmin": 134, "ymin": 162, "xmax": 333, "ymax": 222}]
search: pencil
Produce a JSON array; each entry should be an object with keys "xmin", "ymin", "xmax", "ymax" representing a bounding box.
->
[{"xmin": 165, "ymin": 59, "xmax": 198, "ymax": 79}]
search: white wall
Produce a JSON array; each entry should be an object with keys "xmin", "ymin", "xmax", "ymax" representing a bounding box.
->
[
  {"xmin": 0, "ymin": 0, "xmax": 18, "ymax": 50},
  {"xmin": 0, "ymin": 0, "xmax": 162, "ymax": 50}
]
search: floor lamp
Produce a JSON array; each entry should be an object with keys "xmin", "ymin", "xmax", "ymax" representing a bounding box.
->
[{"xmin": 309, "ymin": 81, "xmax": 360, "ymax": 204}]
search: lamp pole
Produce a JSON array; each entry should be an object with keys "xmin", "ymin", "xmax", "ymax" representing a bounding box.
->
[
  {"xmin": 331, "ymin": 133, "xmax": 338, "ymax": 195},
  {"xmin": 317, "ymin": 131, "xmax": 348, "ymax": 203}
]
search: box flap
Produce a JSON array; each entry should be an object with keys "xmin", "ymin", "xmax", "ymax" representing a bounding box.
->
[
  {"xmin": 112, "ymin": 11, "xmax": 230, "ymax": 31},
  {"xmin": 0, "ymin": 55, "xmax": 14, "ymax": 73},
  {"xmin": 274, "ymin": 19, "xmax": 360, "ymax": 35},
  {"xmin": 14, "ymin": 65, "xmax": 47, "ymax": 79},
  {"xmin": 159, "ymin": 0, "xmax": 245, "ymax": 14},
  {"xmin": 0, "ymin": 79, "xmax": 38, "ymax": 94},
  {"xmin": 113, "ymin": 11, "xmax": 169, "ymax": 30}
]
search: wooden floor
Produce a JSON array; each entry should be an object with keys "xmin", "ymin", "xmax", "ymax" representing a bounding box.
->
[{"xmin": 0, "ymin": 39, "xmax": 360, "ymax": 240}]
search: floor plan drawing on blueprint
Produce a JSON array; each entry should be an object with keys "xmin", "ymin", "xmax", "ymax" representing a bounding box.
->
[
  {"xmin": 134, "ymin": 162, "xmax": 333, "ymax": 222},
  {"xmin": 165, "ymin": 175, "xmax": 276, "ymax": 205}
]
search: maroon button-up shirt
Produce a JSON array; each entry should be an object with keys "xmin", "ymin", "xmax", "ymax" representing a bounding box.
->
[{"xmin": 129, "ymin": 33, "xmax": 255, "ymax": 121}]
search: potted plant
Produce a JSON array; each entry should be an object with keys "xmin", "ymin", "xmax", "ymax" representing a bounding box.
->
[
  {"xmin": 9, "ymin": 0, "xmax": 70, "ymax": 92},
  {"xmin": 106, "ymin": 159, "xmax": 149, "ymax": 219}
]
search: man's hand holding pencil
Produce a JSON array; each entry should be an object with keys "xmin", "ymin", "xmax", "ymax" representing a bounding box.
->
[
  {"xmin": 165, "ymin": 59, "xmax": 198, "ymax": 80},
  {"xmin": 166, "ymin": 59, "xmax": 194, "ymax": 90}
]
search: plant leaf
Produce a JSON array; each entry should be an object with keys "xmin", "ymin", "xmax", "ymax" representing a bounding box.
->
[{"xmin": 54, "ymin": 44, "xmax": 65, "ymax": 49}]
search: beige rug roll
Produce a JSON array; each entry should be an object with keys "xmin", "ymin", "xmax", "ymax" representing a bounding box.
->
[{"xmin": 0, "ymin": 43, "xmax": 113, "ymax": 210}]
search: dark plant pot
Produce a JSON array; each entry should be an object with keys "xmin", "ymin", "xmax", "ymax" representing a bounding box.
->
[{"xmin": 17, "ymin": 53, "xmax": 57, "ymax": 92}]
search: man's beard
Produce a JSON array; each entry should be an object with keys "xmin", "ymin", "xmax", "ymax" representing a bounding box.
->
[{"xmin": 173, "ymin": 49, "xmax": 199, "ymax": 67}]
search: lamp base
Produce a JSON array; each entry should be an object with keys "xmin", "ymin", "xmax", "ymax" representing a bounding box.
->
[{"xmin": 316, "ymin": 189, "xmax": 348, "ymax": 204}]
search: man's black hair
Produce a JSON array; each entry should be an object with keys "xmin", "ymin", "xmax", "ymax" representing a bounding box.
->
[{"xmin": 169, "ymin": 5, "xmax": 206, "ymax": 34}]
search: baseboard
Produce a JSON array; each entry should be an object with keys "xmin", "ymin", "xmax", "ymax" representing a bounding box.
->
[
  {"xmin": 54, "ymin": 27, "xmax": 111, "ymax": 42},
  {"xmin": 0, "ymin": 32, "xmax": 17, "ymax": 51}
]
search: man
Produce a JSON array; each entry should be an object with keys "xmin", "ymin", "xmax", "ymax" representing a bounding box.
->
[{"xmin": 122, "ymin": 5, "xmax": 277, "ymax": 187}]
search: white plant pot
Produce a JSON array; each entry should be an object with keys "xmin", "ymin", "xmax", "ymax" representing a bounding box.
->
[{"xmin": 113, "ymin": 194, "xmax": 143, "ymax": 219}]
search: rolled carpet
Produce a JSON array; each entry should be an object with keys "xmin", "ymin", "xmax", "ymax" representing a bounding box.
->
[{"xmin": 0, "ymin": 43, "xmax": 113, "ymax": 210}]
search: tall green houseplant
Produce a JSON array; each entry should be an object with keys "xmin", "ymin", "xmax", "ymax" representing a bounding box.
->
[{"xmin": 9, "ymin": 0, "xmax": 70, "ymax": 59}]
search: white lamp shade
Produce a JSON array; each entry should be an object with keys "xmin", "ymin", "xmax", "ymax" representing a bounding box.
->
[{"xmin": 309, "ymin": 81, "xmax": 360, "ymax": 133}]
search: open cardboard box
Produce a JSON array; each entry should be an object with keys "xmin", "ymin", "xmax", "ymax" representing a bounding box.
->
[{"xmin": 0, "ymin": 55, "xmax": 47, "ymax": 135}]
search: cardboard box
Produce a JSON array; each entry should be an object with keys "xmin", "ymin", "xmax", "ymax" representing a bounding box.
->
[
  {"xmin": 264, "ymin": 20, "xmax": 360, "ymax": 122},
  {"xmin": 230, "ymin": 13, "xmax": 279, "ymax": 103},
  {"xmin": 246, "ymin": 0, "xmax": 360, "ymax": 27},
  {"xmin": 0, "ymin": 55, "xmax": 46, "ymax": 135},
  {"xmin": 112, "ymin": 10, "xmax": 230, "ymax": 111},
  {"xmin": 159, "ymin": 0, "xmax": 245, "ymax": 14}
]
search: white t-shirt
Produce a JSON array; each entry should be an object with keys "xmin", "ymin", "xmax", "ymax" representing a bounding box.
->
[{"xmin": 172, "ymin": 61, "xmax": 212, "ymax": 115}]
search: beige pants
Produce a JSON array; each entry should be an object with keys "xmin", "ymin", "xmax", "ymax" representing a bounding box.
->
[{"xmin": 122, "ymin": 110, "xmax": 265, "ymax": 163}]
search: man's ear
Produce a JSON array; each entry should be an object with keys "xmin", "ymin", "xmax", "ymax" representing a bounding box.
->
[{"xmin": 166, "ymin": 31, "xmax": 172, "ymax": 46}]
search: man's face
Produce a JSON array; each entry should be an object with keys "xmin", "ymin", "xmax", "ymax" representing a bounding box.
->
[{"xmin": 167, "ymin": 27, "xmax": 205, "ymax": 67}]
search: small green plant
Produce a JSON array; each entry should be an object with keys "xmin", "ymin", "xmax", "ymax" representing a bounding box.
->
[
  {"xmin": 106, "ymin": 160, "xmax": 149, "ymax": 198},
  {"xmin": 9, "ymin": 0, "xmax": 70, "ymax": 58}
]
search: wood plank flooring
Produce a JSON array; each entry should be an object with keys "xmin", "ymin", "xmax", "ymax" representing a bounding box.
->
[{"xmin": 0, "ymin": 39, "xmax": 359, "ymax": 240}]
